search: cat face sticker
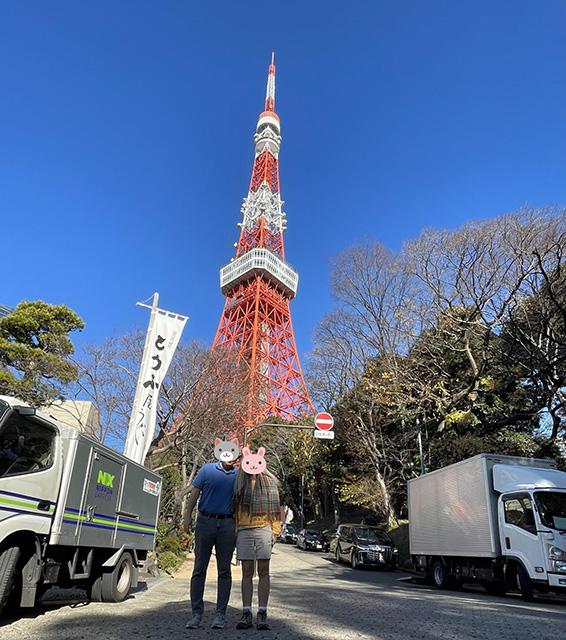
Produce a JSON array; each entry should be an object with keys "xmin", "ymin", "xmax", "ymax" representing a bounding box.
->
[
  {"xmin": 214, "ymin": 438, "xmax": 240, "ymax": 463},
  {"xmin": 241, "ymin": 446, "xmax": 266, "ymax": 475}
]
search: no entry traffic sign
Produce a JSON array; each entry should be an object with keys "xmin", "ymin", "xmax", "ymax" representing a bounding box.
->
[{"xmin": 314, "ymin": 412, "xmax": 334, "ymax": 431}]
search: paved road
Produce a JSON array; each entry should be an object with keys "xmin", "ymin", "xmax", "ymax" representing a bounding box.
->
[{"xmin": 1, "ymin": 543, "xmax": 564, "ymax": 639}]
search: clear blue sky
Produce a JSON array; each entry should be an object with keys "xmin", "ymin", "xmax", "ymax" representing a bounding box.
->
[{"xmin": 2, "ymin": 1, "xmax": 564, "ymax": 363}]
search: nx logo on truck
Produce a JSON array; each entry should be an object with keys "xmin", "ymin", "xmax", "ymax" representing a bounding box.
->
[
  {"xmin": 97, "ymin": 471, "xmax": 115, "ymax": 487},
  {"xmin": 95, "ymin": 470, "xmax": 116, "ymax": 501}
]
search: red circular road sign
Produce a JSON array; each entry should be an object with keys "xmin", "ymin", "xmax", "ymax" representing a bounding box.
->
[{"xmin": 314, "ymin": 412, "xmax": 334, "ymax": 431}]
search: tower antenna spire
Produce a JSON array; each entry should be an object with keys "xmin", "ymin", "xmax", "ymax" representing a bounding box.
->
[{"xmin": 265, "ymin": 52, "xmax": 276, "ymax": 113}]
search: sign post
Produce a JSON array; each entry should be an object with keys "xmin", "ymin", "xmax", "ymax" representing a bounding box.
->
[{"xmin": 314, "ymin": 412, "xmax": 335, "ymax": 440}]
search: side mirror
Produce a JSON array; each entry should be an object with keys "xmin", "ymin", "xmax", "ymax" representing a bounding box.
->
[{"xmin": 16, "ymin": 406, "xmax": 36, "ymax": 416}]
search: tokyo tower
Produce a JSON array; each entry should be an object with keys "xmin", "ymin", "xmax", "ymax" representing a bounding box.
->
[{"xmin": 212, "ymin": 54, "xmax": 314, "ymax": 425}]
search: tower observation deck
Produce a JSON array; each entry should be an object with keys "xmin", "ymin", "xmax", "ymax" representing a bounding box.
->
[{"xmin": 212, "ymin": 54, "xmax": 314, "ymax": 425}]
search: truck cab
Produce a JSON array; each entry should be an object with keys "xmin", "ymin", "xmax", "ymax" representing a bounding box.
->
[
  {"xmin": 496, "ymin": 464, "xmax": 566, "ymax": 598},
  {"xmin": 0, "ymin": 398, "xmax": 63, "ymax": 539}
]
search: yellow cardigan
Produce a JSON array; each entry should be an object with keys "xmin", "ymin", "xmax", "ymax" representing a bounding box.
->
[
  {"xmin": 235, "ymin": 506, "xmax": 282, "ymax": 536},
  {"xmin": 235, "ymin": 477, "xmax": 282, "ymax": 536}
]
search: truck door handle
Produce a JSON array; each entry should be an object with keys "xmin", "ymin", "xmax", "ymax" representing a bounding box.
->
[
  {"xmin": 37, "ymin": 500, "xmax": 51, "ymax": 512},
  {"xmin": 116, "ymin": 510, "xmax": 139, "ymax": 520},
  {"xmin": 505, "ymin": 537, "xmax": 511, "ymax": 549}
]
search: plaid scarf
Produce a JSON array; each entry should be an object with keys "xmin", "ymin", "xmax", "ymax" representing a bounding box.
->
[{"xmin": 235, "ymin": 473, "xmax": 280, "ymax": 519}]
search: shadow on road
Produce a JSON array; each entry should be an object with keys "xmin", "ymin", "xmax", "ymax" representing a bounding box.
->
[
  {"xmin": 1, "ymin": 558, "xmax": 565, "ymax": 640},
  {"xmin": 0, "ymin": 576, "xmax": 156, "ymax": 627}
]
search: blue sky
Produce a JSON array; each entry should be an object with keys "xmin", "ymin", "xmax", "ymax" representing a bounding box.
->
[{"xmin": 2, "ymin": 1, "xmax": 564, "ymax": 365}]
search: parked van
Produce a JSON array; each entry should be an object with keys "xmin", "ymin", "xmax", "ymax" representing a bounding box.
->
[{"xmin": 334, "ymin": 524, "xmax": 398, "ymax": 569}]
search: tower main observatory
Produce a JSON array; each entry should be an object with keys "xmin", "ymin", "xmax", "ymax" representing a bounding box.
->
[{"xmin": 212, "ymin": 54, "xmax": 314, "ymax": 425}]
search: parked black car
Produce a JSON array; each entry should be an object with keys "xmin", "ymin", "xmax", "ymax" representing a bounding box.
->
[
  {"xmin": 279, "ymin": 523, "xmax": 299, "ymax": 544},
  {"xmin": 296, "ymin": 528, "xmax": 330, "ymax": 552},
  {"xmin": 334, "ymin": 524, "xmax": 398, "ymax": 569}
]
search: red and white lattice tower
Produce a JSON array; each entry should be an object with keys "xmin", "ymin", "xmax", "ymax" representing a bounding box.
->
[{"xmin": 212, "ymin": 54, "xmax": 314, "ymax": 425}]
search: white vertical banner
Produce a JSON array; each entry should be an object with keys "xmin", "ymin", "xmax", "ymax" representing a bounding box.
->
[{"xmin": 124, "ymin": 295, "xmax": 188, "ymax": 465}]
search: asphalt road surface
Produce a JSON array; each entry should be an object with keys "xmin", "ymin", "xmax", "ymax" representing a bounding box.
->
[{"xmin": 1, "ymin": 542, "xmax": 564, "ymax": 639}]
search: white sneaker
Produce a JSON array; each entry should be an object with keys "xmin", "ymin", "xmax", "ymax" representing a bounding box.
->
[
  {"xmin": 186, "ymin": 613, "xmax": 202, "ymax": 629},
  {"xmin": 211, "ymin": 612, "xmax": 226, "ymax": 629}
]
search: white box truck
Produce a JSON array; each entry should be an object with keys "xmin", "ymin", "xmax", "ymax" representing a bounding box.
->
[
  {"xmin": 408, "ymin": 453, "xmax": 566, "ymax": 601},
  {"xmin": 0, "ymin": 396, "xmax": 162, "ymax": 615}
]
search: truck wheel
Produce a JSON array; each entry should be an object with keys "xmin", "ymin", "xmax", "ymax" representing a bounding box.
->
[
  {"xmin": 517, "ymin": 565, "xmax": 534, "ymax": 602},
  {"xmin": 350, "ymin": 551, "xmax": 359, "ymax": 569},
  {"xmin": 87, "ymin": 575, "xmax": 103, "ymax": 602},
  {"xmin": 0, "ymin": 546, "xmax": 21, "ymax": 617},
  {"xmin": 101, "ymin": 553, "xmax": 134, "ymax": 603},
  {"xmin": 431, "ymin": 560, "xmax": 450, "ymax": 589}
]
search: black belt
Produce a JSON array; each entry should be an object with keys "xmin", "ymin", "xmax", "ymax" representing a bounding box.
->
[{"xmin": 199, "ymin": 511, "xmax": 234, "ymax": 520}]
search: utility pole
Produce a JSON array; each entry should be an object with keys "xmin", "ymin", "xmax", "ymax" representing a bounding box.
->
[
  {"xmin": 417, "ymin": 418, "xmax": 425, "ymax": 475},
  {"xmin": 300, "ymin": 474, "xmax": 305, "ymax": 530}
]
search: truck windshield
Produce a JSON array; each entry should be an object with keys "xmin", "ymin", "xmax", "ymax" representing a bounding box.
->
[
  {"xmin": 534, "ymin": 491, "xmax": 566, "ymax": 531},
  {"xmin": 0, "ymin": 413, "xmax": 56, "ymax": 478}
]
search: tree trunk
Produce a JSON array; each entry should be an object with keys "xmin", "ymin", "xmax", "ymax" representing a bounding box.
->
[
  {"xmin": 375, "ymin": 466, "xmax": 395, "ymax": 527},
  {"xmin": 330, "ymin": 481, "xmax": 341, "ymax": 526}
]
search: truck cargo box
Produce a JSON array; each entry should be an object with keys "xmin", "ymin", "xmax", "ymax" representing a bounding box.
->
[
  {"xmin": 49, "ymin": 430, "xmax": 160, "ymax": 551},
  {"xmin": 408, "ymin": 453, "xmax": 557, "ymax": 558}
]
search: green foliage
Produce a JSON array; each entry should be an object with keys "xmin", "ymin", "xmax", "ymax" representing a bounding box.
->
[
  {"xmin": 156, "ymin": 518, "xmax": 169, "ymax": 546},
  {"xmin": 338, "ymin": 476, "xmax": 384, "ymax": 511},
  {"xmin": 0, "ymin": 300, "xmax": 84, "ymax": 404},
  {"xmin": 443, "ymin": 410, "xmax": 480, "ymax": 431},
  {"xmin": 487, "ymin": 428, "xmax": 538, "ymax": 457},
  {"xmin": 159, "ymin": 535, "xmax": 183, "ymax": 555},
  {"xmin": 536, "ymin": 438, "xmax": 566, "ymax": 471},
  {"xmin": 157, "ymin": 551, "xmax": 183, "ymax": 575},
  {"xmin": 429, "ymin": 433, "xmax": 487, "ymax": 469},
  {"xmin": 157, "ymin": 462, "xmax": 182, "ymax": 516},
  {"xmin": 387, "ymin": 520, "xmax": 410, "ymax": 568}
]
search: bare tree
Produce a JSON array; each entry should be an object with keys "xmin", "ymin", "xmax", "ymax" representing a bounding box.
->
[
  {"xmin": 500, "ymin": 208, "xmax": 566, "ymax": 439},
  {"xmin": 72, "ymin": 331, "xmax": 251, "ymax": 524},
  {"xmin": 381, "ymin": 206, "xmax": 565, "ymax": 428},
  {"xmin": 70, "ymin": 329, "xmax": 144, "ymax": 445},
  {"xmin": 306, "ymin": 205, "xmax": 566, "ymax": 519},
  {"xmin": 150, "ymin": 347, "xmax": 250, "ymax": 521}
]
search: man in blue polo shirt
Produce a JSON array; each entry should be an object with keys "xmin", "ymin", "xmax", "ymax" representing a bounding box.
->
[{"xmin": 184, "ymin": 452, "xmax": 238, "ymax": 630}]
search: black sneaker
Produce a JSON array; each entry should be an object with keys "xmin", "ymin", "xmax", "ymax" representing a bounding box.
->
[
  {"xmin": 256, "ymin": 610, "xmax": 270, "ymax": 630},
  {"xmin": 236, "ymin": 610, "xmax": 253, "ymax": 630}
]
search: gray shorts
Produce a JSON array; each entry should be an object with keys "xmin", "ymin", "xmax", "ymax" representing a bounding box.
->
[{"xmin": 236, "ymin": 526, "xmax": 273, "ymax": 561}]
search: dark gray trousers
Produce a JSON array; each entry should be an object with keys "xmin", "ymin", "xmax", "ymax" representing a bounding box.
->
[{"xmin": 190, "ymin": 515, "xmax": 236, "ymax": 615}]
